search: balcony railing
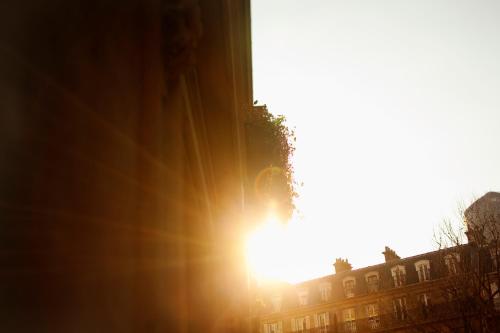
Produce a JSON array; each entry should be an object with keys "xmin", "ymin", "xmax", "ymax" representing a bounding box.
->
[
  {"xmin": 259, "ymin": 302, "xmax": 493, "ymax": 333},
  {"xmin": 289, "ymin": 327, "xmax": 335, "ymax": 333},
  {"xmin": 320, "ymin": 304, "xmax": 462, "ymax": 333}
]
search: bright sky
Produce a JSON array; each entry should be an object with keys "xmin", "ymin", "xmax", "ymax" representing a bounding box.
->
[{"xmin": 249, "ymin": 0, "xmax": 500, "ymax": 283}]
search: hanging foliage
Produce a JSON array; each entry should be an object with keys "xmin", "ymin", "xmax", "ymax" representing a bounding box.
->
[{"xmin": 246, "ymin": 105, "xmax": 297, "ymax": 222}]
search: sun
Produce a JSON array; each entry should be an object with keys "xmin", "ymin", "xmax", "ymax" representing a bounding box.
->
[
  {"xmin": 245, "ymin": 215, "xmax": 320, "ymax": 284},
  {"xmin": 245, "ymin": 216, "xmax": 285, "ymax": 281}
]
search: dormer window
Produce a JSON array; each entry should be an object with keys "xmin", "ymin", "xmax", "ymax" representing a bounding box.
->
[
  {"xmin": 444, "ymin": 253, "xmax": 460, "ymax": 275},
  {"xmin": 364, "ymin": 271, "xmax": 379, "ymax": 292},
  {"xmin": 298, "ymin": 290, "xmax": 309, "ymax": 306},
  {"xmin": 318, "ymin": 282, "xmax": 331, "ymax": 301},
  {"xmin": 391, "ymin": 265, "xmax": 406, "ymax": 287},
  {"xmin": 414, "ymin": 260, "xmax": 431, "ymax": 282},
  {"xmin": 343, "ymin": 277, "xmax": 356, "ymax": 298}
]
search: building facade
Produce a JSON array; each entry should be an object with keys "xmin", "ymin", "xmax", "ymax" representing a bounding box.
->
[{"xmin": 252, "ymin": 245, "xmax": 500, "ymax": 333}]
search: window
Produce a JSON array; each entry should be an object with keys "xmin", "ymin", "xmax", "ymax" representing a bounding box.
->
[
  {"xmin": 445, "ymin": 288, "xmax": 457, "ymax": 302},
  {"xmin": 343, "ymin": 277, "xmax": 356, "ymax": 298},
  {"xmin": 342, "ymin": 308, "xmax": 356, "ymax": 332},
  {"xmin": 365, "ymin": 272, "xmax": 379, "ymax": 293},
  {"xmin": 316, "ymin": 312, "xmax": 330, "ymax": 333},
  {"xmin": 418, "ymin": 293, "xmax": 431, "ymax": 317},
  {"xmin": 490, "ymin": 248, "xmax": 498, "ymax": 270},
  {"xmin": 366, "ymin": 303, "xmax": 380, "ymax": 329},
  {"xmin": 414, "ymin": 260, "xmax": 431, "ymax": 282},
  {"xmin": 298, "ymin": 290, "xmax": 309, "ymax": 306},
  {"xmin": 444, "ymin": 253, "xmax": 460, "ymax": 275},
  {"xmin": 490, "ymin": 282, "xmax": 500, "ymax": 311},
  {"xmin": 291, "ymin": 317, "xmax": 310, "ymax": 332},
  {"xmin": 264, "ymin": 322, "xmax": 282, "ymax": 333},
  {"xmin": 271, "ymin": 295, "xmax": 282, "ymax": 313},
  {"xmin": 318, "ymin": 282, "xmax": 331, "ymax": 301},
  {"xmin": 393, "ymin": 297, "xmax": 408, "ymax": 321},
  {"xmin": 391, "ymin": 265, "xmax": 406, "ymax": 287}
]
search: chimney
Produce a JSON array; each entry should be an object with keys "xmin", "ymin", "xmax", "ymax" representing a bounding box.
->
[
  {"xmin": 382, "ymin": 246, "xmax": 400, "ymax": 262},
  {"xmin": 334, "ymin": 258, "xmax": 352, "ymax": 274}
]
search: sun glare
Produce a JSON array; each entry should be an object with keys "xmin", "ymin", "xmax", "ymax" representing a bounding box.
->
[
  {"xmin": 245, "ymin": 216, "xmax": 283, "ymax": 281},
  {"xmin": 245, "ymin": 215, "xmax": 326, "ymax": 284}
]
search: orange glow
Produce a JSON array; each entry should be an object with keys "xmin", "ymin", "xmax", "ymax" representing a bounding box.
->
[
  {"xmin": 245, "ymin": 216, "xmax": 284, "ymax": 281},
  {"xmin": 245, "ymin": 215, "xmax": 328, "ymax": 284}
]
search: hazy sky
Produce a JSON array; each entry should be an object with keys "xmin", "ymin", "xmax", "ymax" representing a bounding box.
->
[{"xmin": 251, "ymin": 0, "xmax": 500, "ymax": 283}]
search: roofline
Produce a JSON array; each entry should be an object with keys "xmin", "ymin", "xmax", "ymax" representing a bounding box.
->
[{"xmin": 290, "ymin": 244, "xmax": 468, "ymax": 287}]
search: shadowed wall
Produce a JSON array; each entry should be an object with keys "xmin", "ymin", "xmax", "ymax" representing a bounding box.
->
[{"xmin": 0, "ymin": 0, "xmax": 252, "ymax": 332}]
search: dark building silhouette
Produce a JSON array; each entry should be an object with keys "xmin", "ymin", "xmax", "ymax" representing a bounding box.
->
[
  {"xmin": 0, "ymin": 1, "xmax": 253, "ymax": 332},
  {"xmin": 465, "ymin": 192, "xmax": 500, "ymax": 244}
]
